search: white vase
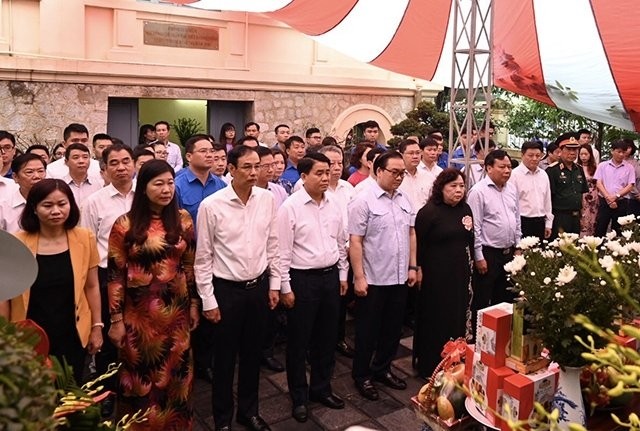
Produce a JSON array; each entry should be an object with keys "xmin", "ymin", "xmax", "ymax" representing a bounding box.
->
[{"xmin": 552, "ymin": 366, "xmax": 586, "ymax": 429}]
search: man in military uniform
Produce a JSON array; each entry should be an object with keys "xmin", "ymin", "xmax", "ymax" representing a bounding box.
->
[{"xmin": 546, "ymin": 132, "xmax": 588, "ymax": 238}]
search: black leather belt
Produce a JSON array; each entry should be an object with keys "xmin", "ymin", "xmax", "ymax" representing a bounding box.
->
[
  {"xmin": 222, "ymin": 271, "xmax": 268, "ymax": 290},
  {"xmin": 483, "ymin": 245, "xmax": 515, "ymax": 255},
  {"xmin": 290, "ymin": 263, "xmax": 337, "ymax": 275}
]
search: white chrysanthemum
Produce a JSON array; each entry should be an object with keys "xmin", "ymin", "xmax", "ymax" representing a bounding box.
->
[
  {"xmin": 600, "ymin": 280, "xmax": 607, "ymax": 286},
  {"xmin": 579, "ymin": 236, "xmax": 604, "ymax": 249},
  {"xmin": 543, "ymin": 277, "xmax": 551, "ymax": 285},
  {"xmin": 519, "ymin": 290, "xmax": 525, "ymax": 296},
  {"xmin": 606, "ymin": 240, "xmax": 629, "ymax": 256},
  {"xmin": 548, "ymin": 239, "xmax": 559, "ymax": 248},
  {"xmin": 540, "ymin": 250, "xmax": 555, "ymax": 259},
  {"xmin": 618, "ymin": 214, "xmax": 635, "ymax": 226},
  {"xmin": 518, "ymin": 236, "xmax": 540, "ymax": 250},
  {"xmin": 606, "ymin": 230, "xmax": 618, "ymax": 240},
  {"xmin": 599, "ymin": 255, "xmax": 616, "ymax": 273},
  {"xmin": 626, "ymin": 242, "xmax": 640, "ymax": 253},
  {"xmin": 555, "ymin": 265, "xmax": 577, "ymax": 285},
  {"xmin": 554, "ymin": 292, "xmax": 564, "ymax": 299},
  {"xmin": 504, "ymin": 254, "xmax": 526, "ymax": 275},
  {"xmin": 622, "ymin": 230, "xmax": 633, "ymax": 240}
]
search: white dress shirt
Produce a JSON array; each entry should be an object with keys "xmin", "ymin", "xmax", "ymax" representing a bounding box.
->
[
  {"xmin": 277, "ymin": 188, "xmax": 348, "ymax": 294},
  {"xmin": 327, "ymin": 179, "xmax": 355, "ymax": 237},
  {"xmin": 509, "ymin": 164, "xmax": 554, "ymax": 229},
  {"xmin": 80, "ymin": 184, "xmax": 135, "ymax": 268},
  {"xmin": 418, "ymin": 161, "xmax": 443, "ymax": 181},
  {"xmin": 463, "ymin": 164, "xmax": 486, "ymax": 190},
  {"xmin": 399, "ymin": 168, "xmax": 431, "ymax": 212},
  {"xmin": 46, "ymin": 157, "xmax": 101, "ymax": 179},
  {"xmin": 195, "ymin": 184, "xmax": 281, "ymax": 311},
  {"xmin": 0, "ymin": 176, "xmax": 18, "ymax": 196},
  {"xmin": 267, "ymin": 182, "xmax": 288, "ymax": 208},
  {"xmin": 354, "ymin": 176, "xmax": 376, "ymax": 194},
  {"xmin": 166, "ymin": 141, "xmax": 183, "ymax": 172},
  {"xmin": 63, "ymin": 173, "xmax": 104, "ymax": 206},
  {"xmin": 0, "ymin": 187, "xmax": 26, "ymax": 232}
]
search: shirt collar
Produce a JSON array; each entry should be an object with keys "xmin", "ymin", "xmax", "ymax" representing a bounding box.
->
[
  {"xmin": 299, "ymin": 186, "xmax": 328, "ymax": 206},
  {"xmin": 10, "ymin": 187, "xmax": 26, "ymax": 208},
  {"xmin": 106, "ymin": 182, "xmax": 135, "ymax": 198},
  {"xmin": 185, "ymin": 167, "xmax": 215, "ymax": 184},
  {"xmin": 372, "ymin": 181, "xmax": 403, "ymax": 199},
  {"xmin": 227, "ymin": 182, "xmax": 256, "ymax": 204}
]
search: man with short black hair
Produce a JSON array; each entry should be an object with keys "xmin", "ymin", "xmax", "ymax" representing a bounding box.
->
[
  {"xmin": 154, "ymin": 120, "xmax": 183, "ymax": 172},
  {"xmin": 63, "ymin": 143, "xmax": 104, "ymax": 205},
  {"xmin": 278, "ymin": 152, "xmax": 348, "ymax": 422},
  {"xmin": 47, "ymin": 123, "xmax": 102, "ymax": 179},
  {"xmin": 211, "ymin": 143, "xmax": 227, "ymax": 178},
  {"xmin": 451, "ymin": 127, "xmax": 478, "ymax": 170},
  {"xmin": 273, "ymin": 124, "xmax": 291, "ymax": 153},
  {"xmin": 468, "ymin": 150, "xmax": 521, "ymax": 318},
  {"xmin": 92, "ymin": 133, "xmax": 113, "ymax": 161},
  {"xmin": 577, "ymin": 128, "xmax": 600, "ymax": 164},
  {"xmin": 0, "ymin": 154, "xmax": 46, "ymax": 232},
  {"xmin": 398, "ymin": 139, "xmax": 430, "ymax": 213},
  {"xmin": 132, "ymin": 145, "xmax": 155, "ymax": 175},
  {"xmin": 175, "ymin": 134, "xmax": 226, "ymax": 224},
  {"xmin": 594, "ymin": 139, "xmax": 635, "ymax": 236},
  {"xmin": 0, "ymin": 131, "xmax": 17, "ymax": 178},
  {"xmin": 510, "ymin": 141, "xmax": 553, "ymax": 241},
  {"xmin": 464, "ymin": 139, "xmax": 496, "ymax": 189},
  {"xmin": 348, "ymin": 151, "xmax": 418, "ymax": 401},
  {"xmin": 546, "ymin": 133, "xmax": 588, "ymax": 237},
  {"xmin": 244, "ymin": 122, "xmax": 265, "ymax": 146},
  {"xmin": 305, "ymin": 128, "xmax": 323, "ymax": 152},
  {"xmin": 281, "ymin": 136, "xmax": 306, "ymax": 185},
  {"xmin": 26, "ymin": 144, "xmax": 50, "ymax": 165},
  {"xmin": 255, "ymin": 146, "xmax": 287, "ymax": 207},
  {"xmin": 195, "ymin": 145, "xmax": 281, "ymax": 431}
]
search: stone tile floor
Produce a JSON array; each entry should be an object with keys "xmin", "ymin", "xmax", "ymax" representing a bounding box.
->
[{"xmin": 192, "ymin": 324, "xmax": 428, "ymax": 431}]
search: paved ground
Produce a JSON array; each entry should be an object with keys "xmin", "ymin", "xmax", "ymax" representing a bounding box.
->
[{"xmin": 192, "ymin": 322, "xmax": 428, "ymax": 431}]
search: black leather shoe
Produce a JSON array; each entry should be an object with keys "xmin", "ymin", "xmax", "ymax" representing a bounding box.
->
[
  {"xmin": 195, "ymin": 367, "xmax": 214, "ymax": 384},
  {"xmin": 309, "ymin": 392, "xmax": 345, "ymax": 409},
  {"xmin": 355, "ymin": 379, "xmax": 379, "ymax": 401},
  {"xmin": 292, "ymin": 405, "xmax": 308, "ymax": 423},
  {"xmin": 236, "ymin": 414, "xmax": 271, "ymax": 431},
  {"xmin": 101, "ymin": 394, "xmax": 115, "ymax": 418},
  {"xmin": 335, "ymin": 340, "xmax": 355, "ymax": 358},
  {"xmin": 374, "ymin": 371, "xmax": 407, "ymax": 390},
  {"xmin": 261, "ymin": 356, "xmax": 284, "ymax": 372}
]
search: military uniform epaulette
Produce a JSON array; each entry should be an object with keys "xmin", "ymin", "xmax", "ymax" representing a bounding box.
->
[{"xmin": 548, "ymin": 161, "xmax": 559, "ymax": 168}]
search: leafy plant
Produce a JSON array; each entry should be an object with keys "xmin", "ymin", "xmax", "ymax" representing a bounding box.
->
[
  {"xmin": 388, "ymin": 101, "xmax": 449, "ymax": 143},
  {"xmin": 172, "ymin": 117, "xmax": 203, "ymax": 146},
  {"xmin": 0, "ymin": 317, "xmax": 57, "ymax": 430}
]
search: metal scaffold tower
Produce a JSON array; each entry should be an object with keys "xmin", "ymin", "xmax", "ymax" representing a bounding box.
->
[{"xmin": 448, "ymin": 0, "xmax": 493, "ymax": 175}]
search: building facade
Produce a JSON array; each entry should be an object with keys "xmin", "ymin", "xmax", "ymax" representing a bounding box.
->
[{"xmin": 0, "ymin": 0, "xmax": 441, "ymax": 147}]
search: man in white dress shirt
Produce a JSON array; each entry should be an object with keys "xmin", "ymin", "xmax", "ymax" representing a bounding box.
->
[
  {"xmin": 0, "ymin": 154, "xmax": 46, "ymax": 232},
  {"xmin": 154, "ymin": 121, "xmax": 183, "ymax": 172},
  {"xmin": 195, "ymin": 145, "xmax": 280, "ymax": 431},
  {"xmin": 47, "ymin": 124, "xmax": 102, "ymax": 179},
  {"xmin": 398, "ymin": 139, "xmax": 430, "ymax": 212},
  {"xmin": 62, "ymin": 143, "xmax": 103, "ymax": 206},
  {"xmin": 417, "ymin": 137, "xmax": 443, "ymax": 185},
  {"xmin": 278, "ymin": 152, "xmax": 349, "ymax": 422},
  {"xmin": 510, "ymin": 140, "xmax": 553, "ymax": 241},
  {"xmin": 80, "ymin": 142, "xmax": 135, "ymax": 416}
]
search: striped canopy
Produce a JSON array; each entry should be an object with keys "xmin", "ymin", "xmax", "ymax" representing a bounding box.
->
[{"xmin": 186, "ymin": 0, "xmax": 640, "ymax": 131}]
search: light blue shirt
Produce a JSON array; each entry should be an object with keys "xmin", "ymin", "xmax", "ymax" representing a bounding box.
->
[
  {"xmin": 467, "ymin": 176, "xmax": 521, "ymax": 261},
  {"xmin": 451, "ymin": 146, "xmax": 476, "ymax": 170},
  {"xmin": 348, "ymin": 182, "xmax": 415, "ymax": 286}
]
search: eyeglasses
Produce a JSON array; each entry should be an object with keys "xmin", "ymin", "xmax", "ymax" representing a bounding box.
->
[
  {"xmin": 383, "ymin": 168, "xmax": 406, "ymax": 178},
  {"xmin": 404, "ymin": 151, "xmax": 422, "ymax": 156},
  {"xmin": 0, "ymin": 144, "xmax": 15, "ymax": 153},
  {"xmin": 259, "ymin": 162, "xmax": 277, "ymax": 170},
  {"xmin": 238, "ymin": 163, "xmax": 261, "ymax": 171},
  {"xmin": 193, "ymin": 148, "xmax": 216, "ymax": 155}
]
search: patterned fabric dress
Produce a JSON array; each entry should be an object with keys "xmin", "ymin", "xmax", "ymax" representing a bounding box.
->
[
  {"xmin": 580, "ymin": 173, "xmax": 599, "ymax": 237},
  {"xmin": 108, "ymin": 210, "xmax": 196, "ymax": 430}
]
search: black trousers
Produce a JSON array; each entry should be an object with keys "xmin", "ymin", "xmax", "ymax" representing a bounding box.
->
[
  {"xmin": 595, "ymin": 197, "xmax": 630, "ymax": 237},
  {"xmin": 521, "ymin": 216, "xmax": 545, "ymax": 242},
  {"xmin": 551, "ymin": 210, "xmax": 581, "ymax": 239},
  {"xmin": 286, "ymin": 265, "xmax": 340, "ymax": 406},
  {"xmin": 191, "ymin": 318, "xmax": 215, "ymax": 373},
  {"xmin": 95, "ymin": 267, "xmax": 118, "ymax": 389},
  {"xmin": 352, "ymin": 283, "xmax": 408, "ymax": 384},
  {"xmin": 211, "ymin": 274, "xmax": 269, "ymax": 427},
  {"xmin": 471, "ymin": 246, "xmax": 515, "ymax": 339},
  {"xmin": 337, "ymin": 264, "xmax": 355, "ymax": 341}
]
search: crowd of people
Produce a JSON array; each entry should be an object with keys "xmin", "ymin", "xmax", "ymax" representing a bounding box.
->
[{"xmin": 0, "ymin": 119, "xmax": 637, "ymax": 431}]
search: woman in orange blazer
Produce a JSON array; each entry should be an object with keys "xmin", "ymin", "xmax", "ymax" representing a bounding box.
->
[{"xmin": 0, "ymin": 179, "xmax": 102, "ymax": 383}]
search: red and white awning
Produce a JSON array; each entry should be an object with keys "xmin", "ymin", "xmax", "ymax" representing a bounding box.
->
[{"xmin": 186, "ymin": 0, "xmax": 640, "ymax": 131}]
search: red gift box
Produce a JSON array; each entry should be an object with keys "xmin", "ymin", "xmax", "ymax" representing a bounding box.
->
[
  {"xmin": 500, "ymin": 368, "xmax": 559, "ymax": 431},
  {"xmin": 478, "ymin": 308, "xmax": 513, "ymax": 368},
  {"xmin": 465, "ymin": 344, "xmax": 480, "ymax": 388},
  {"xmin": 488, "ymin": 366, "xmax": 516, "ymax": 428}
]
